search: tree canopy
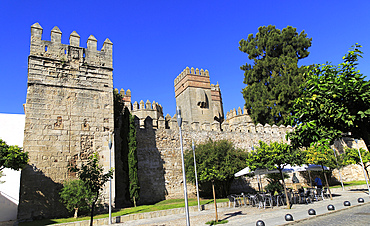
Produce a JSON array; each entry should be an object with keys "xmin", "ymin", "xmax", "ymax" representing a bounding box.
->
[
  {"xmin": 239, "ymin": 25, "xmax": 312, "ymax": 126},
  {"xmin": 0, "ymin": 138, "xmax": 28, "ymax": 171},
  {"xmin": 60, "ymin": 179, "xmax": 92, "ymax": 218},
  {"xmin": 288, "ymin": 44, "xmax": 370, "ymax": 149},
  {"xmin": 246, "ymin": 141, "xmax": 305, "ymax": 208},
  {"xmin": 184, "ymin": 139, "xmax": 248, "ymax": 198}
]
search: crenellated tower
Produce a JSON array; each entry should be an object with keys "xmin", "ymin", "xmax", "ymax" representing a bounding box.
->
[
  {"xmin": 19, "ymin": 23, "xmax": 114, "ymax": 220},
  {"xmin": 174, "ymin": 67, "xmax": 224, "ymax": 126}
]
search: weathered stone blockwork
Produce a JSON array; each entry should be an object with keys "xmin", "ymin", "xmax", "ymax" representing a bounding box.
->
[
  {"xmin": 134, "ymin": 122, "xmax": 291, "ymax": 203},
  {"xmin": 18, "ymin": 23, "xmax": 114, "ymax": 220}
]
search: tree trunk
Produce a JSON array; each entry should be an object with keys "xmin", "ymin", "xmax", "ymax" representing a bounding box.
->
[
  {"xmin": 74, "ymin": 207, "xmax": 78, "ymax": 219},
  {"xmin": 365, "ymin": 166, "xmax": 370, "ymax": 181},
  {"xmin": 90, "ymin": 194, "xmax": 99, "ymax": 226},
  {"xmin": 212, "ymin": 181, "xmax": 218, "ymax": 222},
  {"xmin": 322, "ymin": 165, "xmax": 332, "ymax": 200},
  {"xmin": 280, "ymin": 169, "xmax": 291, "ymax": 209},
  {"xmin": 133, "ymin": 196, "xmax": 136, "ymax": 207}
]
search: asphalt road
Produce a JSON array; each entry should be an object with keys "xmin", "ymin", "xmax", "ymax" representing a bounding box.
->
[{"xmin": 293, "ymin": 202, "xmax": 370, "ymax": 226}]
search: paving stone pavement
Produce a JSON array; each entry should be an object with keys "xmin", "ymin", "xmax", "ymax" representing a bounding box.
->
[{"xmin": 110, "ymin": 189, "xmax": 370, "ymax": 226}]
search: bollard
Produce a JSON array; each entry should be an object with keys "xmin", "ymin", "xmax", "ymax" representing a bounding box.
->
[
  {"xmin": 344, "ymin": 201, "xmax": 351, "ymax": 206},
  {"xmin": 308, "ymin": 209, "xmax": 316, "ymax": 215},
  {"xmin": 256, "ymin": 220, "xmax": 265, "ymax": 226},
  {"xmin": 327, "ymin": 204, "xmax": 335, "ymax": 211},
  {"xmin": 285, "ymin": 214, "xmax": 294, "ymax": 221}
]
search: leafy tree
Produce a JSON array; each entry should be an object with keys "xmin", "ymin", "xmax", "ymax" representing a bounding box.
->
[
  {"xmin": 305, "ymin": 141, "xmax": 338, "ymax": 199},
  {"xmin": 342, "ymin": 147, "xmax": 370, "ymax": 180},
  {"xmin": 127, "ymin": 108, "xmax": 140, "ymax": 207},
  {"xmin": 199, "ymin": 167, "xmax": 225, "ymax": 223},
  {"xmin": 60, "ymin": 179, "xmax": 92, "ymax": 218},
  {"xmin": 246, "ymin": 141, "xmax": 305, "ymax": 209},
  {"xmin": 239, "ymin": 25, "xmax": 312, "ymax": 126},
  {"xmin": 288, "ymin": 44, "xmax": 370, "ymax": 149},
  {"xmin": 0, "ymin": 138, "xmax": 28, "ymax": 171},
  {"xmin": 184, "ymin": 139, "xmax": 248, "ymax": 198},
  {"xmin": 264, "ymin": 173, "xmax": 289, "ymax": 195},
  {"xmin": 69, "ymin": 153, "xmax": 113, "ymax": 226}
]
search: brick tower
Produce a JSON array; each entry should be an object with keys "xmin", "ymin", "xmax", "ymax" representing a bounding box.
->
[{"xmin": 174, "ymin": 67, "xmax": 224, "ymax": 125}]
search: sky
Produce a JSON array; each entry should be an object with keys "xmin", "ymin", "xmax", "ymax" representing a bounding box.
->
[{"xmin": 1, "ymin": 0, "xmax": 369, "ymax": 117}]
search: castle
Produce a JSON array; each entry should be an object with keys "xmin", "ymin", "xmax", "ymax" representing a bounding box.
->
[{"xmin": 18, "ymin": 24, "xmax": 367, "ymax": 221}]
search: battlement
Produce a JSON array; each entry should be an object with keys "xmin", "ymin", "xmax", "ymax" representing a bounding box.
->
[
  {"xmin": 174, "ymin": 67, "xmax": 209, "ymax": 86},
  {"xmin": 174, "ymin": 67, "xmax": 210, "ymax": 98},
  {"xmin": 132, "ymin": 113, "xmax": 293, "ymax": 136},
  {"xmin": 131, "ymin": 100, "xmax": 164, "ymax": 129},
  {"xmin": 30, "ymin": 23, "xmax": 113, "ymax": 68},
  {"xmin": 115, "ymin": 88, "xmax": 132, "ymax": 109}
]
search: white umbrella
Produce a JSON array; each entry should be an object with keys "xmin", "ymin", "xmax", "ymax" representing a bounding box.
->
[{"xmin": 234, "ymin": 167, "xmax": 252, "ymax": 177}]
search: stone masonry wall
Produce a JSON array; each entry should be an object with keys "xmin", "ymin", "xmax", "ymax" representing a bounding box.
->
[
  {"xmin": 135, "ymin": 121, "xmax": 290, "ymax": 203},
  {"xmin": 18, "ymin": 23, "xmax": 114, "ymax": 220}
]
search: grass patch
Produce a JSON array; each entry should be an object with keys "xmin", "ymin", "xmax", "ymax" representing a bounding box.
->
[
  {"xmin": 19, "ymin": 198, "xmax": 229, "ymax": 226},
  {"xmin": 330, "ymin": 180, "xmax": 367, "ymax": 189},
  {"xmin": 206, "ymin": 219, "xmax": 229, "ymax": 225}
]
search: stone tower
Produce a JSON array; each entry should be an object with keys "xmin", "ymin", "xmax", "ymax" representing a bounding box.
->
[
  {"xmin": 174, "ymin": 67, "xmax": 224, "ymax": 125},
  {"xmin": 18, "ymin": 23, "xmax": 114, "ymax": 220}
]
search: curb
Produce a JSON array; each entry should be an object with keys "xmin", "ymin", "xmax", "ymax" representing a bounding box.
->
[{"xmin": 280, "ymin": 201, "xmax": 370, "ymax": 225}]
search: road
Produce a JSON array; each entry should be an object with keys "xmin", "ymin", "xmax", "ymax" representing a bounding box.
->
[{"xmin": 293, "ymin": 203, "xmax": 370, "ymax": 226}]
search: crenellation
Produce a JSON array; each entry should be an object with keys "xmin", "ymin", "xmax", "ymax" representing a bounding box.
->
[
  {"xmin": 87, "ymin": 35, "xmax": 98, "ymax": 50},
  {"xmin": 50, "ymin": 26, "xmax": 62, "ymax": 43},
  {"xmin": 69, "ymin": 31, "xmax": 80, "ymax": 47},
  {"xmin": 200, "ymin": 68, "xmax": 204, "ymax": 75},
  {"xmin": 145, "ymin": 100, "xmax": 151, "ymax": 109}
]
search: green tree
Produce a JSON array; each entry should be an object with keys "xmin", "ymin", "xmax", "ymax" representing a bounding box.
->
[
  {"xmin": 264, "ymin": 173, "xmax": 289, "ymax": 195},
  {"xmin": 288, "ymin": 44, "xmax": 370, "ymax": 149},
  {"xmin": 69, "ymin": 153, "xmax": 113, "ymax": 226},
  {"xmin": 184, "ymin": 139, "xmax": 248, "ymax": 198},
  {"xmin": 0, "ymin": 138, "xmax": 28, "ymax": 171},
  {"xmin": 127, "ymin": 109, "xmax": 140, "ymax": 207},
  {"xmin": 239, "ymin": 25, "xmax": 312, "ymax": 125},
  {"xmin": 114, "ymin": 89, "xmax": 140, "ymax": 207},
  {"xmin": 305, "ymin": 141, "xmax": 338, "ymax": 199},
  {"xmin": 246, "ymin": 141, "xmax": 305, "ymax": 209},
  {"xmin": 342, "ymin": 147, "xmax": 370, "ymax": 180},
  {"xmin": 60, "ymin": 179, "xmax": 92, "ymax": 218}
]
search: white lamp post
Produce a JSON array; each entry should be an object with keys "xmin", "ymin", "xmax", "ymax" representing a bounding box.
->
[
  {"xmin": 192, "ymin": 140, "xmax": 200, "ymax": 211},
  {"xmin": 355, "ymin": 139, "xmax": 370, "ymax": 195},
  {"xmin": 108, "ymin": 132, "xmax": 113, "ymax": 224},
  {"xmin": 177, "ymin": 106, "xmax": 190, "ymax": 226}
]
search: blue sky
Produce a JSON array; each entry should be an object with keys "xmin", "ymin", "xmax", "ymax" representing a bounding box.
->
[{"xmin": 1, "ymin": 0, "xmax": 369, "ymax": 117}]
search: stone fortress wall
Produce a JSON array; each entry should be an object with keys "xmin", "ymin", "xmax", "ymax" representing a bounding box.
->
[
  {"xmin": 19, "ymin": 23, "xmax": 114, "ymax": 220},
  {"xmin": 117, "ymin": 67, "xmax": 296, "ymax": 204},
  {"xmin": 20, "ymin": 23, "xmax": 369, "ymax": 220},
  {"xmin": 121, "ymin": 67, "xmax": 368, "ymax": 203}
]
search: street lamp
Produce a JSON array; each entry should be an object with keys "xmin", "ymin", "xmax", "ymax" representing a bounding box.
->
[
  {"xmin": 177, "ymin": 106, "xmax": 190, "ymax": 226},
  {"xmin": 108, "ymin": 132, "xmax": 113, "ymax": 225},
  {"xmin": 355, "ymin": 139, "xmax": 370, "ymax": 195},
  {"xmin": 192, "ymin": 140, "xmax": 200, "ymax": 211}
]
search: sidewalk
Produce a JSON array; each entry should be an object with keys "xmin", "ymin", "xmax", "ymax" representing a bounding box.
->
[{"xmin": 110, "ymin": 186, "xmax": 370, "ymax": 226}]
